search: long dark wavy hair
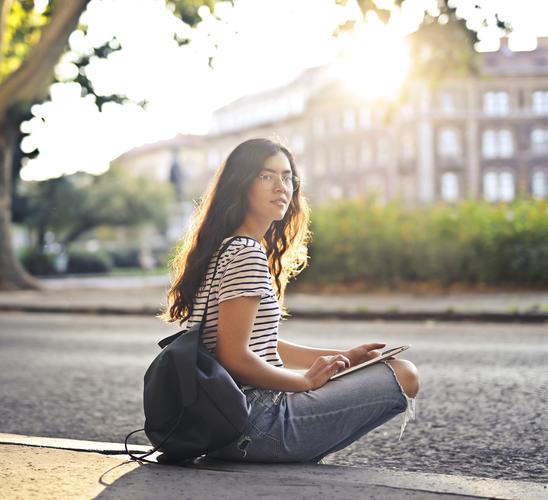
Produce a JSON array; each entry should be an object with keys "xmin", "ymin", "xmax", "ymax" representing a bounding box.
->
[{"xmin": 161, "ymin": 137, "xmax": 311, "ymax": 325}]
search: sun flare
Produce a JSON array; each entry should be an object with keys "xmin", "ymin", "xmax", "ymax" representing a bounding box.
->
[{"xmin": 335, "ymin": 13, "xmax": 411, "ymax": 101}]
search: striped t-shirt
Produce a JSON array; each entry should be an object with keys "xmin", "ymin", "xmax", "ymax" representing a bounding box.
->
[{"xmin": 186, "ymin": 235, "xmax": 284, "ymax": 391}]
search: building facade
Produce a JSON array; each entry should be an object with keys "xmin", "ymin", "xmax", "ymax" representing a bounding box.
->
[
  {"xmin": 204, "ymin": 37, "xmax": 548, "ymax": 205},
  {"xmin": 114, "ymin": 38, "xmax": 548, "ymax": 209}
]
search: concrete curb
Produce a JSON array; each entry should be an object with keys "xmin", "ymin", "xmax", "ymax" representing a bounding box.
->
[
  {"xmin": 0, "ymin": 304, "xmax": 160, "ymax": 317},
  {"xmin": 0, "ymin": 434, "xmax": 546, "ymax": 500},
  {"xmin": 288, "ymin": 309, "xmax": 548, "ymax": 323},
  {"xmin": 1, "ymin": 303, "xmax": 547, "ymax": 323},
  {"xmin": 0, "ymin": 433, "xmax": 150, "ymax": 455}
]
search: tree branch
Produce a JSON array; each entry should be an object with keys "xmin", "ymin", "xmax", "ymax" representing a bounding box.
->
[
  {"xmin": 60, "ymin": 221, "xmax": 94, "ymax": 247},
  {"xmin": 0, "ymin": 0, "xmax": 90, "ymax": 125},
  {"xmin": 0, "ymin": 0, "xmax": 15, "ymax": 70}
]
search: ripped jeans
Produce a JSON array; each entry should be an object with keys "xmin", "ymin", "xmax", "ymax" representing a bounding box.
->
[{"xmin": 207, "ymin": 361, "xmax": 416, "ymax": 463}]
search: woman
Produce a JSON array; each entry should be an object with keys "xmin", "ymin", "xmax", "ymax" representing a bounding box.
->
[{"xmin": 162, "ymin": 137, "xmax": 419, "ymax": 463}]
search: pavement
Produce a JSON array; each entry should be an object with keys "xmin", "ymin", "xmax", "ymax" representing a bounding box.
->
[
  {"xmin": 0, "ymin": 274, "xmax": 547, "ymax": 322},
  {"xmin": 1, "ymin": 275, "xmax": 547, "ymax": 499},
  {"xmin": 1, "ymin": 434, "xmax": 546, "ymax": 500}
]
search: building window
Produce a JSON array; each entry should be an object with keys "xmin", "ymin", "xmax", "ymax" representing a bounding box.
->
[
  {"xmin": 359, "ymin": 106, "xmax": 371, "ymax": 129},
  {"xmin": 482, "ymin": 129, "xmax": 514, "ymax": 159},
  {"xmin": 484, "ymin": 91, "xmax": 509, "ymax": 116},
  {"xmin": 438, "ymin": 128, "xmax": 460, "ymax": 158},
  {"xmin": 531, "ymin": 170, "xmax": 547, "ymax": 198},
  {"xmin": 532, "ymin": 90, "xmax": 548, "ymax": 115},
  {"xmin": 360, "ymin": 142, "xmax": 372, "ymax": 165},
  {"xmin": 401, "ymin": 133, "xmax": 415, "ymax": 160},
  {"xmin": 440, "ymin": 91, "xmax": 456, "ymax": 114},
  {"xmin": 441, "ymin": 172, "xmax": 459, "ymax": 201},
  {"xmin": 328, "ymin": 149, "xmax": 341, "ymax": 170},
  {"xmin": 532, "ymin": 170, "xmax": 547, "ymax": 198},
  {"xmin": 343, "ymin": 144, "xmax": 356, "ymax": 170},
  {"xmin": 330, "ymin": 114, "xmax": 340, "ymax": 134},
  {"xmin": 343, "ymin": 109, "xmax": 356, "ymax": 131},
  {"xmin": 377, "ymin": 138, "xmax": 390, "ymax": 165},
  {"xmin": 531, "ymin": 128, "xmax": 548, "ymax": 155},
  {"xmin": 313, "ymin": 116, "xmax": 326, "ymax": 137},
  {"xmin": 314, "ymin": 150, "xmax": 327, "ymax": 175},
  {"xmin": 483, "ymin": 171, "xmax": 515, "ymax": 202}
]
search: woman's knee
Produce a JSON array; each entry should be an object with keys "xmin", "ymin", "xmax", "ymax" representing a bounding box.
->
[{"xmin": 386, "ymin": 359, "xmax": 420, "ymax": 398}]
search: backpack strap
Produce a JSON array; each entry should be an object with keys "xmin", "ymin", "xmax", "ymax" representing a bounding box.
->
[{"xmin": 158, "ymin": 236, "xmax": 242, "ymax": 349}]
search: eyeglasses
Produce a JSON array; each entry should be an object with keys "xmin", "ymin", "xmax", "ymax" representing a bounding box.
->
[{"xmin": 257, "ymin": 173, "xmax": 300, "ymax": 192}]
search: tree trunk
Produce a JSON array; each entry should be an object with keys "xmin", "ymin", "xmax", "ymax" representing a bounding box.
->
[
  {"xmin": 0, "ymin": 123, "xmax": 42, "ymax": 290},
  {"xmin": 0, "ymin": 0, "xmax": 90, "ymax": 290}
]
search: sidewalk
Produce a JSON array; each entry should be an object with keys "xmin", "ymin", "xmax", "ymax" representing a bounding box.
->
[
  {"xmin": 0, "ymin": 275, "xmax": 547, "ymax": 322},
  {"xmin": 1, "ymin": 434, "xmax": 546, "ymax": 500}
]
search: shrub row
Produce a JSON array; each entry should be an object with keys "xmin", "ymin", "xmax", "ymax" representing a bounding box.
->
[
  {"xmin": 21, "ymin": 246, "xmax": 171, "ymax": 275},
  {"xmin": 301, "ymin": 198, "xmax": 548, "ymax": 287},
  {"xmin": 21, "ymin": 249, "xmax": 113, "ymax": 275},
  {"xmin": 19, "ymin": 198, "xmax": 547, "ymax": 285}
]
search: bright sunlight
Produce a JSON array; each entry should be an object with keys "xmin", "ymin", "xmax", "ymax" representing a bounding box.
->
[{"xmin": 335, "ymin": 11, "xmax": 411, "ymax": 101}]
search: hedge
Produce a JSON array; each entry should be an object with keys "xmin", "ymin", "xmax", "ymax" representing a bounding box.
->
[{"xmin": 301, "ymin": 198, "xmax": 548, "ymax": 287}]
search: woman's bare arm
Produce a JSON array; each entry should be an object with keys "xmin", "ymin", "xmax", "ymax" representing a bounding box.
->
[
  {"xmin": 216, "ymin": 296, "xmax": 349, "ymax": 392},
  {"xmin": 277, "ymin": 339, "xmax": 345, "ymax": 369}
]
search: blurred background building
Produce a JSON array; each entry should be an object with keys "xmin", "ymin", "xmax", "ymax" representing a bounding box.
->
[
  {"xmin": 204, "ymin": 36, "xmax": 548, "ymax": 205},
  {"xmin": 112, "ymin": 37, "xmax": 548, "ymax": 243}
]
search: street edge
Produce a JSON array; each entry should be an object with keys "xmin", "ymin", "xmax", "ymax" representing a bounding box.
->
[{"xmin": 1, "ymin": 303, "xmax": 547, "ymax": 322}]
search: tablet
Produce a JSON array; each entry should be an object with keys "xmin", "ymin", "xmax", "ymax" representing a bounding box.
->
[{"xmin": 330, "ymin": 344, "xmax": 411, "ymax": 380}]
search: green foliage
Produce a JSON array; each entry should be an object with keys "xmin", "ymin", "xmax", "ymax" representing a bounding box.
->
[
  {"xmin": 303, "ymin": 198, "xmax": 548, "ymax": 287},
  {"xmin": 168, "ymin": 0, "xmax": 216, "ymax": 27},
  {"xmin": 107, "ymin": 246, "xmax": 170, "ymax": 270},
  {"xmin": 0, "ymin": 0, "xmax": 54, "ymax": 82},
  {"xmin": 20, "ymin": 247, "xmax": 56, "ymax": 275},
  {"xmin": 20, "ymin": 165, "xmax": 175, "ymax": 248},
  {"xmin": 21, "ymin": 247, "xmax": 114, "ymax": 275},
  {"xmin": 107, "ymin": 247, "xmax": 141, "ymax": 268},
  {"xmin": 151, "ymin": 247, "xmax": 170, "ymax": 268},
  {"xmin": 66, "ymin": 249, "xmax": 112, "ymax": 274}
]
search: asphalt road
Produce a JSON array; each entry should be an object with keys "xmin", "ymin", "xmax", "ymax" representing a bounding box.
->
[{"xmin": 0, "ymin": 312, "xmax": 546, "ymax": 484}]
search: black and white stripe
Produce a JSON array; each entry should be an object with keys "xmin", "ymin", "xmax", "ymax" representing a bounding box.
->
[{"xmin": 187, "ymin": 236, "xmax": 284, "ymax": 389}]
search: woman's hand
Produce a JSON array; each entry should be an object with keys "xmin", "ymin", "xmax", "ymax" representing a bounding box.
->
[
  {"xmin": 301, "ymin": 354, "xmax": 351, "ymax": 391},
  {"xmin": 343, "ymin": 343, "xmax": 386, "ymax": 367}
]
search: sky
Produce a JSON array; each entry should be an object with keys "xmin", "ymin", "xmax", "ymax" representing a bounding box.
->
[{"xmin": 19, "ymin": 0, "xmax": 548, "ymax": 181}]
